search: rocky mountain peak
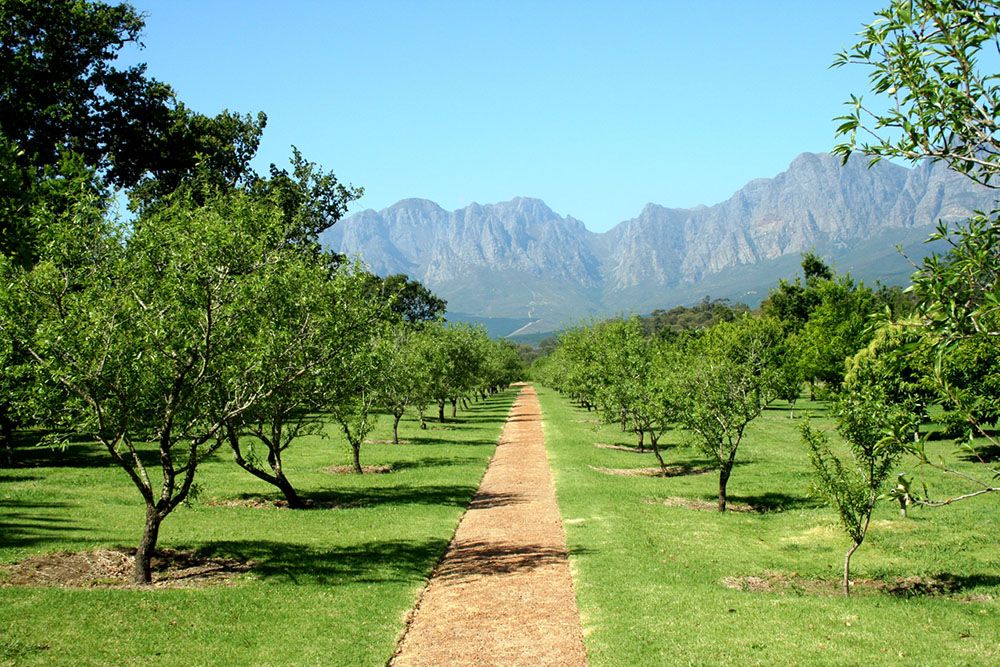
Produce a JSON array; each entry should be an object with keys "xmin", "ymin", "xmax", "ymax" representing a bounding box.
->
[{"xmin": 321, "ymin": 152, "xmax": 997, "ymax": 331}]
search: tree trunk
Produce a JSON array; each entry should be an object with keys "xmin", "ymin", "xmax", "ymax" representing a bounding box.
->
[
  {"xmin": 274, "ymin": 469, "xmax": 306, "ymax": 509},
  {"xmin": 718, "ymin": 464, "xmax": 732, "ymax": 512},
  {"xmin": 650, "ymin": 434, "xmax": 667, "ymax": 472},
  {"xmin": 438, "ymin": 400, "xmax": 446, "ymax": 423},
  {"xmin": 843, "ymin": 539, "xmax": 862, "ymax": 596},
  {"xmin": 450, "ymin": 398, "xmax": 457, "ymax": 418},
  {"xmin": 637, "ymin": 428, "xmax": 645, "ymax": 452},
  {"xmin": 0, "ymin": 409, "xmax": 14, "ymax": 467},
  {"xmin": 392, "ymin": 412, "xmax": 403, "ymax": 444},
  {"xmin": 228, "ymin": 430, "xmax": 305, "ymax": 508},
  {"xmin": 351, "ymin": 442, "xmax": 363, "ymax": 474},
  {"xmin": 134, "ymin": 504, "xmax": 163, "ymax": 584}
]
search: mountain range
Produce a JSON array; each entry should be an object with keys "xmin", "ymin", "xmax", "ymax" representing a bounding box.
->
[{"xmin": 320, "ymin": 152, "xmax": 998, "ymax": 336}]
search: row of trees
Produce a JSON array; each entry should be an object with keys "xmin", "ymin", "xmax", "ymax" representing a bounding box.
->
[
  {"xmin": 534, "ymin": 246, "xmax": 995, "ymax": 595},
  {"xmin": 539, "ymin": 0, "xmax": 1000, "ymax": 595},
  {"xmin": 0, "ymin": 0, "xmax": 523, "ymax": 584},
  {"xmin": 534, "ymin": 256, "xmax": 908, "ymax": 508}
]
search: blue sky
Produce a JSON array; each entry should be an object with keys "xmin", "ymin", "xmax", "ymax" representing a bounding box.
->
[{"xmin": 126, "ymin": 1, "xmax": 883, "ymax": 232}]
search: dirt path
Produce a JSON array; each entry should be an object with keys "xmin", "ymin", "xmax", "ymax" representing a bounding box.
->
[{"xmin": 390, "ymin": 385, "xmax": 588, "ymax": 667}]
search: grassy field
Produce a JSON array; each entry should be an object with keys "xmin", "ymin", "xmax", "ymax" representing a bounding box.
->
[
  {"xmin": 537, "ymin": 386, "xmax": 999, "ymax": 666},
  {"xmin": 0, "ymin": 391, "xmax": 516, "ymax": 666}
]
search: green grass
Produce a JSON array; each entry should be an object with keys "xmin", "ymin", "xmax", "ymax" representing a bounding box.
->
[
  {"xmin": 537, "ymin": 386, "xmax": 999, "ymax": 666},
  {"xmin": 0, "ymin": 391, "xmax": 516, "ymax": 666}
]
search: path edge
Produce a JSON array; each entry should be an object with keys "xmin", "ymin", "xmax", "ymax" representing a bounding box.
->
[{"xmin": 385, "ymin": 386, "xmax": 525, "ymax": 667}]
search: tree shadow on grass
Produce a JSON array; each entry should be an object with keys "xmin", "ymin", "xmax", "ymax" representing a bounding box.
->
[
  {"xmin": 233, "ymin": 483, "xmax": 480, "ymax": 510},
  {"xmin": 0, "ymin": 500, "xmax": 83, "ymax": 550},
  {"xmin": 880, "ymin": 571, "xmax": 1000, "ymax": 598},
  {"xmin": 958, "ymin": 442, "xmax": 1000, "ymax": 463},
  {"xmin": 193, "ymin": 536, "xmax": 590, "ymax": 587},
  {"xmin": 387, "ymin": 456, "xmax": 485, "ymax": 472},
  {"xmin": 193, "ymin": 538, "xmax": 451, "ymax": 586},
  {"xmin": 404, "ymin": 435, "xmax": 498, "ymax": 447},
  {"xmin": 10, "ymin": 441, "xmax": 161, "ymax": 470},
  {"xmin": 727, "ymin": 492, "xmax": 822, "ymax": 513}
]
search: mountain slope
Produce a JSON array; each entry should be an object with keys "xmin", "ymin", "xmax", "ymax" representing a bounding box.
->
[{"xmin": 320, "ymin": 153, "xmax": 997, "ymax": 333}]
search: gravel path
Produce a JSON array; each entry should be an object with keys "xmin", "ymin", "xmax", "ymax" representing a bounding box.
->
[{"xmin": 390, "ymin": 385, "xmax": 588, "ymax": 666}]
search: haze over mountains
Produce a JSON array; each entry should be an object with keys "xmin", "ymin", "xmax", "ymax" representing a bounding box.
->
[{"xmin": 320, "ymin": 152, "xmax": 998, "ymax": 336}]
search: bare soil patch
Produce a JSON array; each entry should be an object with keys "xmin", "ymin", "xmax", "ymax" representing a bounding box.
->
[
  {"xmin": 0, "ymin": 547, "xmax": 252, "ymax": 589},
  {"xmin": 722, "ymin": 571, "xmax": 994, "ymax": 600},
  {"xmin": 324, "ymin": 464, "xmax": 392, "ymax": 474},
  {"xmin": 391, "ymin": 385, "xmax": 587, "ymax": 667},
  {"xmin": 645, "ymin": 496, "xmax": 757, "ymax": 512},
  {"xmin": 366, "ymin": 438, "xmax": 412, "ymax": 445},
  {"xmin": 592, "ymin": 464, "xmax": 713, "ymax": 478}
]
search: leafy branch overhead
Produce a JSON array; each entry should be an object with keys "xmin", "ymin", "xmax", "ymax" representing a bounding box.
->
[{"xmin": 833, "ymin": 0, "xmax": 1000, "ymax": 186}]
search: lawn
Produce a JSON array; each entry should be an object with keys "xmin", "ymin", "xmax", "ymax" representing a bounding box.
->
[
  {"xmin": 0, "ymin": 391, "xmax": 516, "ymax": 666},
  {"xmin": 537, "ymin": 386, "xmax": 999, "ymax": 666}
]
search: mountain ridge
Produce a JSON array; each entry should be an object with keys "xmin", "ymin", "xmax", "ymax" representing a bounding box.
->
[{"xmin": 320, "ymin": 152, "xmax": 998, "ymax": 334}]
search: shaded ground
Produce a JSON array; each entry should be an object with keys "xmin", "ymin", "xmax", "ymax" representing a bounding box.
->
[
  {"xmin": 722, "ymin": 571, "xmax": 997, "ymax": 601},
  {"xmin": 591, "ymin": 464, "xmax": 714, "ymax": 478},
  {"xmin": 391, "ymin": 385, "xmax": 588, "ymax": 666},
  {"xmin": 0, "ymin": 547, "xmax": 252, "ymax": 589}
]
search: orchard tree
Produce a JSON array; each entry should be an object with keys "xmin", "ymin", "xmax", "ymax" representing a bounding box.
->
[
  {"xmin": 626, "ymin": 340, "xmax": 685, "ymax": 470},
  {"xmin": 591, "ymin": 318, "xmax": 650, "ymax": 439},
  {"xmin": 377, "ymin": 325, "xmax": 431, "ymax": 444},
  {"xmin": 3, "ymin": 186, "xmax": 340, "ymax": 583},
  {"xmin": 801, "ymin": 389, "xmax": 909, "ymax": 596},
  {"xmin": 0, "ymin": 0, "xmax": 301, "ymax": 466},
  {"xmin": 844, "ymin": 323, "xmax": 934, "ymax": 430},
  {"xmin": 551, "ymin": 323, "xmax": 604, "ymax": 410},
  {"xmin": 774, "ymin": 338, "xmax": 806, "ymax": 417},
  {"xmin": 328, "ymin": 322, "xmax": 390, "ymax": 474},
  {"xmin": 675, "ymin": 316, "xmax": 783, "ymax": 511},
  {"xmin": 480, "ymin": 339, "xmax": 523, "ymax": 395},
  {"xmin": 222, "ymin": 261, "xmax": 384, "ymax": 504},
  {"xmin": 418, "ymin": 323, "xmax": 485, "ymax": 422}
]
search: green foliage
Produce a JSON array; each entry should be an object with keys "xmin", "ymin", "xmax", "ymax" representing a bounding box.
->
[
  {"xmin": 673, "ymin": 315, "xmax": 784, "ymax": 510},
  {"xmin": 0, "ymin": 0, "xmax": 167, "ymax": 185},
  {"xmin": 795, "ymin": 276, "xmax": 880, "ymax": 389},
  {"xmin": 538, "ymin": 386, "xmax": 999, "ymax": 665},
  {"xmin": 2, "ymin": 185, "xmax": 378, "ymax": 581},
  {"xmin": 801, "ymin": 385, "xmax": 908, "ymax": 595},
  {"xmin": 844, "ymin": 322, "xmax": 934, "ymax": 417},
  {"xmin": 641, "ymin": 297, "xmax": 750, "ymax": 337},
  {"xmin": 591, "ymin": 318, "xmax": 650, "ymax": 429},
  {"xmin": 376, "ymin": 274, "xmax": 447, "ymax": 325},
  {"xmin": 833, "ymin": 0, "xmax": 1000, "ymax": 185},
  {"xmin": 834, "ymin": 0, "xmax": 1000, "ymax": 502}
]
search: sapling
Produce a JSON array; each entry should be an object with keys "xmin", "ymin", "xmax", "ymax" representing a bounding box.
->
[{"xmin": 800, "ymin": 391, "xmax": 908, "ymax": 595}]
